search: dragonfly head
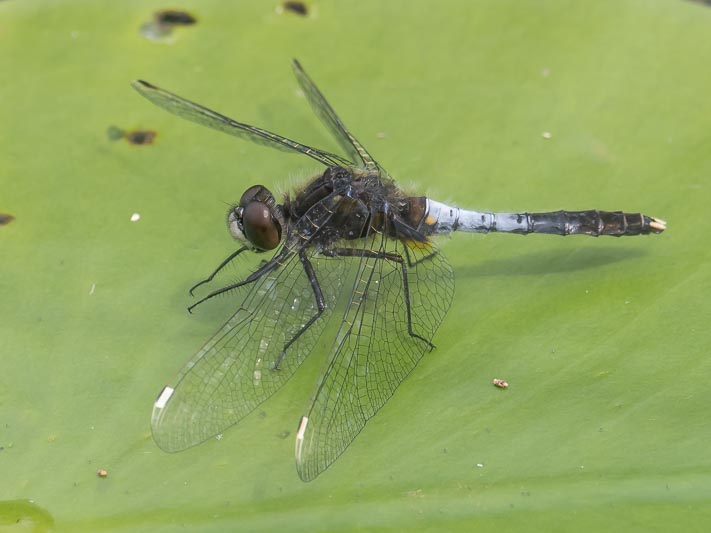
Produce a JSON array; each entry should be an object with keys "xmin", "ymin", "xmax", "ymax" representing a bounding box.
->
[{"xmin": 227, "ymin": 185, "xmax": 284, "ymax": 252}]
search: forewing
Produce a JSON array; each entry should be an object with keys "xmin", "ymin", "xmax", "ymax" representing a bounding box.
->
[
  {"xmin": 151, "ymin": 191, "xmax": 363, "ymax": 452},
  {"xmin": 132, "ymin": 80, "xmax": 353, "ymax": 168},
  {"xmin": 152, "ymin": 247, "xmax": 349, "ymax": 452},
  {"xmin": 292, "ymin": 60, "xmax": 381, "ymax": 173},
  {"xmin": 294, "ymin": 231, "xmax": 455, "ymax": 481}
]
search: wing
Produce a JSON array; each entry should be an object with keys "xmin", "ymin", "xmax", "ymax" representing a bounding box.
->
[
  {"xmin": 151, "ymin": 194, "xmax": 361, "ymax": 452},
  {"xmin": 131, "ymin": 79, "xmax": 353, "ymax": 168},
  {"xmin": 292, "ymin": 59, "xmax": 382, "ymax": 174},
  {"xmin": 294, "ymin": 219, "xmax": 455, "ymax": 481}
]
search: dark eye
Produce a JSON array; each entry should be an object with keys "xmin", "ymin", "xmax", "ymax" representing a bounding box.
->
[
  {"xmin": 240, "ymin": 185, "xmax": 273, "ymax": 208},
  {"xmin": 242, "ymin": 201, "xmax": 281, "ymax": 250}
]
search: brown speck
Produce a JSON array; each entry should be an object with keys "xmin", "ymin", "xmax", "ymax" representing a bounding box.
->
[
  {"xmin": 282, "ymin": 1, "xmax": 308, "ymax": 15},
  {"xmin": 97, "ymin": 469, "xmax": 108, "ymax": 478},
  {"xmin": 492, "ymin": 378, "xmax": 509, "ymax": 389},
  {"xmin": 0, "ymin": 213, "xmax": 14, "ymax": 226},
  {"xmin": 140, "ymin": 10, "xmax": 197, "ymax": 40},
  {"xmin": 107, "ymin": 126, "xmax": 157, "ymax": 145},
  {"xmin": 126, "ymin": 130, "xmax": 157, "ymax": 145},
  {"xmin": 155, "ymin": 10, "xmax": 197, "ymax": 26}
]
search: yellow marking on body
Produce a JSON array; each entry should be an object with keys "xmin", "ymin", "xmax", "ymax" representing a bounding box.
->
[{"xmin": 425, "ymin": 215, "xmax": 437, "ymax": 226}]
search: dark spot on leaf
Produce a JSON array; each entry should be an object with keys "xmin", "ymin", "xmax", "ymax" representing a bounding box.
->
[
  {"xmin": 0, "ymin": 213, "xmax": 15, "ymax": 226},
  {"xmin": 277, "ymin": 430, "xmax": 291, "ymax": 439},
  {"xmin": 126, "ymin": 130, "xmax": 157, "ymax": 145},
  {"xmin": 106, "ymin": 125, "xmax": 125, "ymax": 141},
  {"xmin": 140, "ymin": 10, "xmax": 197, "ymax": 40},
  {"xmin": 155, "ymin": 10, "xmax": 198, "ymax": 26},
  {"xmin": 282, "ymin": 1, "xmax": 308, "ymax": 15},
  {"xmin": 108, "ymin": 126, "xmax": 157, "ymax": 145}
]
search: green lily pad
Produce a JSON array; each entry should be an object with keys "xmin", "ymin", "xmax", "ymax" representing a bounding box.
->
[{"xmin": 2, "ymin": 0, "xmax": 710, "ymax": 531}]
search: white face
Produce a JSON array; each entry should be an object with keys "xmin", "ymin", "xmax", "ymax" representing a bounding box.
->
[{"xmin": 227, "ymin": 208, "xmax": 251, "ymax": 247}]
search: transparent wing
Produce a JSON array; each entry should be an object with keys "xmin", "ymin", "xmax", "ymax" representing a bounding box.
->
[
  {"xmin": 294, "ymin": 225, "xmax": 455, "ymax": 481},
  {"xmin": 132, "ymin": 80, "xmax": 353, "ymax": 168},
  {"xmin": 152, "ymin": 194, "xmax": 360, "ymax": 452},
  {"xmin": 292, "ymin": 59, "xmax": 382, "ymax": 173}
]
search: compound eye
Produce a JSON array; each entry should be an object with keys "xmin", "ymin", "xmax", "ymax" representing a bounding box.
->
[
  {"xmin": 240, "ymin": 185, "xmax": 273, "ymax": 208},
  {"xmin": 242, "ymin": 201, "xmax": 281, "ymax": 250}
]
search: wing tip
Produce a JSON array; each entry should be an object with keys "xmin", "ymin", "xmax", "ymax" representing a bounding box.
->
[{"xmin": 132, "ymin": 79, "xmax": 157, "ymax": 91}]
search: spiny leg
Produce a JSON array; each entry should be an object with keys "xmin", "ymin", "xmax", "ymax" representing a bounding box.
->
[
  {"xmin": 401, "ymin": 241, "xmax": 441, "ymax": 268},
  {"xmin": 187, "ymin": 249, "xmax": 290, "ymax": 313},
  {"xmin": 322, "ymin": 247, "xmax": 434, "ymax": 349},
  {"xmin": 189, "ymin": 246, "xmax": 250, "ymax": 296},
  {"xmin": 390, "ymin": 214, "xmax": 440, "ymax": 267},
  {"xmin": 273, "ymin": 249, "xmax": 327, "ymax": 370}
]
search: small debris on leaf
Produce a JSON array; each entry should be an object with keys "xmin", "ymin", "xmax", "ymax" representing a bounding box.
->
[
  {"xmin": 492, "ymin": 378, "xmax": 509, "ymax": 389},
  {"xmin": 155, "ymin": 10, "xmax": 197, "ymax": 26},
  {"xmin": 140, "ymin": 10, "xmax": 197, "ymax": 41},
  {"xmin": 125, "ymin": 130, "xmax": 157, "ymax": 145},
  {"xmin": 97, "ymin": 469, "xmax": 108, "ymax": 478},
  {"xmin": 107, "ymin": 126, "xmax": 157, "ymax": 145},
  {"xmin": 0, "ymin": 213, "xmax": 15, "ymax": 226},
  {"xmin": 280, "ymin": 1, "xmax": 309, "ymax": 16}
]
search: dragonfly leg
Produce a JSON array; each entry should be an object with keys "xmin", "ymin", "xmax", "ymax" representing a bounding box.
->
[
  {"xmin": 390, "ymin": 214, "xmax": 440, "ymax": 266},
  {"xmin": 400, "ymin": 242, "xmax": 439, "ymax": 267},
  {"xmin": 273, "ymin": 249, "xmax": 327, "ymax": 370},
  {"xmin": 188, "ymin": 246, "xmax": 250, "ymax": 296},
  {"xmin": 322, "ymin": 247, "xmax": 435, "ymax": 350},
  {"xmin": 187, "ymin": 249, "xmax": 290, "ymax": 313}
]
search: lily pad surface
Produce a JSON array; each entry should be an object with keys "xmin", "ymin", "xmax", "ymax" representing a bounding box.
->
[{"xmin": 1, "ymin": 0, "xmax": 710, "ymax": 531}]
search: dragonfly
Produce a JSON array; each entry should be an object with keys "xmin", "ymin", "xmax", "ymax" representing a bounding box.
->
[{"xmin": 132, "ymin": 60, "xmax": 666, "ymax": 482}]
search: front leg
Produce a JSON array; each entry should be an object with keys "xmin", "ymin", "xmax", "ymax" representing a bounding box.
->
[
  {"xmin": 273, "ymin": 248, "xmax": 328, "ymax": 370},
  {"xmin": 188, "ymin": 248, "xmax": 291, "ymax": 313},
  {"xmin": 189, "ymin": 246, "xmax": 250, "ymax": 296}
]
